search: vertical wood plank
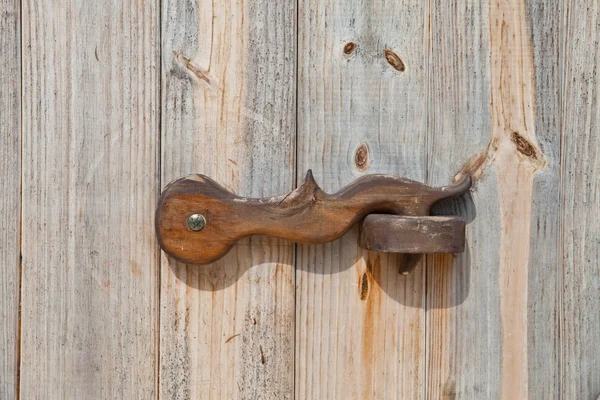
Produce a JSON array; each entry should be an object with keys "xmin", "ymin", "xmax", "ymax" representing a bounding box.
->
[
  {"xmin": 426, "ymin": 2, "xmax": 499, "ymax": 399},
  {"xmin": 159, "ymin": 0, "xmax": 296, "ymax": 398},
  {"xmin": 20, "ymin": 0, "xmax": 159, "ymax": 398},
  {"xmin": 485, "ymin": 4, "xmax": 548, "ymax": 395},
  {"xmin": 525, "ymin": 1, "xmax": 562, "ymax": 398},
  {"xmin": 428, "ymin": 0, "xmax": 562, "ymax": 398},
  {"xmin": 295, "ymin": 1, "xmax": 428, "ymax": 398},
  {"xmin": 561, "ymin": 1, "xmax": 600, "ymax": 397},
  {"xmin": 0, "ymin": 0, "xmax": 20, "ymax": 398}
]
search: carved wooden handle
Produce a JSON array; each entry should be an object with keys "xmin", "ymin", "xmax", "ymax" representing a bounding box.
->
[{"xmin": 155, "ymin": 170, "xmax": 471, "ymax": 264}]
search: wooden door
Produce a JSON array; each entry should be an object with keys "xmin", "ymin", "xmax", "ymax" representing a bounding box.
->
[{"xmin": 2, "ymin": 0, "xmax": 600, "ymax": 399}]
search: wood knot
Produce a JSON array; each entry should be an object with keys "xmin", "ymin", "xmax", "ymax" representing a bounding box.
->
[
  {"xmin": 384, "ymin": 49, "xmax": 405, "ymax": 72},
  {"xmin": 172, "ymin": 51, "xmax": 220, "ymax": 89},
  {"xmin": 510, "ymin": 131, "xmax": 546, "ymax": 170},
  {"xmin": 343, "ymin": 42, "xmax": 357, "ymax": 55},
  {"xmin": 354, "ymin": 143, "xmax": 370, "ymax": 172},
  {"xmin": 510, "ymin": 131, "xmax": 538, "ymax": 159}
]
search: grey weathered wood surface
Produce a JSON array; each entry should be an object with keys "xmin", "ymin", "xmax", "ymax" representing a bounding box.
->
[
  {"xmin": 295, "ymin": 0, "xmax": 429, "ymax": 398},
  {"xmin": 428, "ymin": 0, "xmax": 560, "ymax": 398},
  {"xmin": 525, "ymin": 1, "xmax": 562, "ymax": 398},
  {"xmin": 159, "ymin": 0, "xmax": 296, "ymax": 398},
  {"xmin": 0, "ymin": 0, "xmax": 20, "ymax": 398},
  {"xmin": 427, "ymin": 1, "xmax": 590, "ymax": 399},
  {"xmin": 4, "ymin": 0, "xmax": 600, "ymax": 399},
  {"xmin": 20, "ymin": 0, "xmax": 159, "ymax": 397},
  {"xmin": 426, "ymin": 1, "xmax": 501, "ymax": 399},
  {"xmin": 561, "ymin": 1, "xmax": 600, "ymax": 397}
]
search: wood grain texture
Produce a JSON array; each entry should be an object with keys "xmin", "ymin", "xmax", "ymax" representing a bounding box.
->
[
  {"xmin": 20, "ymin": 0, "xmax": 159, "ymax": 398},
  {"xmin": 426, "ymin": 2, "xmax": 500, "ymax": 399},
  {"xmin": 0, "ymin": 0, "xmax": 20, "ymax": 398},
  {"xmin": 160, "ymin": 0, "xmax": 296, "ymax": 397},
  {"xmin": 487, "ymin": 4, "xmax": 547, "ymax": 395},
  {"xmin": 156, "ymin": 171, "xmax": 470, "ymax": 264},
  {"xmin": 525, "ymin": 1, "xmax": 562, "ymax": 398},
  {"xmin": 8, "ymin": 1, "xmax": 600, "ymax": 398},
  {"xmin": 428, "ymin": 1, "xmax": 560, "ymax": 399},
  {"xmin": 295, "ymin": 0, "xmax": 429, "ymax": 398},
  {"xmin": 561, "ymin": 1, "xmax": 600, "ymax": 397}
]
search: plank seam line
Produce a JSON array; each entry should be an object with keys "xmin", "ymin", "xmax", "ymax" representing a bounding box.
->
[
  {"xmin": 557, "ymin": 0, "xmax": 567, "ymax": 395},
  {"xmin": 423, "ymin": 0, "xmax": 431, "ymax": 398},
  {"xmin": 292, "ymin": 0, "xmax": 299, "ymax": 396},
  {"xmin": 16, "ymin": 0, "xmax": 23, "ymax": 397},
  {"xmin": 156, "ymin": 0, "xmax": 163, "ymax": 396}
]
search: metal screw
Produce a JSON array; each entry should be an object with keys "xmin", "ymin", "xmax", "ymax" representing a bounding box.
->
[{"xmin": 187, "ymin": 214, "xmax": 206, "ymax": 231}]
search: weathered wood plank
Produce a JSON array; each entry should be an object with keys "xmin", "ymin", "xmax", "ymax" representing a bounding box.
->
[
  {"xmin": 0, "ymin": 0, "xmax": 20, "ymax": 398},
  {"xmin": 427, "ymin": 1, "xmax": 559, "ymax": 399},
  {"xmin": 486, "ymin": 4, "xmax": 547, "ymax": 394},
  {"xmin": 426, "ymin": 2, "xmax": 499, "ymax": 398},
  {"xmin": 159, "ymin": 0, "xmax": 296, "ymax": 398},
  {"xmin": 525, "ymin": 1, "xmax": 562, "ymax": 398},
  {"xmin": 295, "ymin": 0, "xmax": 429, "ymax": 398},
  {"xmin": 20, "ymin": 0, "xmax": 159, "ymax": 398},
  {"xmin": 561, "ymin": 1, "xmax": 600, "ymax": 397}
]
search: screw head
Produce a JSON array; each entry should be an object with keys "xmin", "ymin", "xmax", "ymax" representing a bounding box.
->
[{"xmin": 187, "ymin": 214, "xmax": 206, "ymax": 231}]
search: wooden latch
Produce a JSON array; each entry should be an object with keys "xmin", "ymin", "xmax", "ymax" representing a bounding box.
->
[{"xmin": 155, "ymin": 171, "xmax": 471, "ymax": 274}]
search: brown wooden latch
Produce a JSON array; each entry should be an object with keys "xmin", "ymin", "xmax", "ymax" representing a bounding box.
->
[{"xmin": 155, "ymin": 171, "xmax": 471, "ymax": 274}]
